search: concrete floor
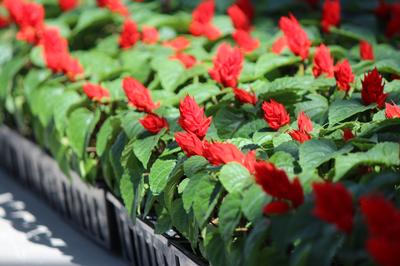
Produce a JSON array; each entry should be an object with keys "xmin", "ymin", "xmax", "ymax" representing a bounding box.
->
[{"xmin": 0, "ymin": 169, "xmax": 127, "ymax": 266}]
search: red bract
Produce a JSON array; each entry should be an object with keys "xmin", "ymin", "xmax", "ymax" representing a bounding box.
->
[
  {"xmin": 174, "ymin": 132, "xmax": 204, "ymax": 157},
  {"xmin": 139, "ymin": 114, "xmax": 168, "ymax": 134},
  {"xmin": 170, "ymin": 53, "xmax": 197, "ymax": 69},
  {"xmin": 359, "ymin": 40, "xmax": 374, "ymax": 61},
  {"xmin": 342, "ymin": 128, "xmax": 355, "ymax": 142},
  {"xmin": 83, "ymin": 83, "xmax": 110, "ymax": 102},
  {"xmin": 189, "ymin": 0, "xmax": 221, "ymax": 41},
  {"xmin": 141, "ymin": 26, "xmax": 159, "ymax": 44},
  {"xmin": 334, "ymin": 59, "xmax": 354, "ymax": 92},
  {"xmin": 227, "ymin": 4, "xmax": 251, "ymax": 32},
  {"xmin": 312, "ymin": 44, "xmax": 334, "ymax": 78},
  {"xmin": 41, "ymin": 27, "xmax": 69, "ymax": 73},
  {"xmin": 361, "ymin": 68, "xmax": 387, "ymax": 108},
  {"xmin": 178, "ymin": 95, "xmax": 212, "ymax": 139},
  {"xmin": 96, "ymin": 0, "xmax": 128, "ymax": 16},
  {"xmin": 232, "ymin": 30, "xmax": 260, "ymax": 53},
  {"xmin": 261, "ymin": 100, "xmax": 290, "ymax": 130},
  {"xmin": 203, "ymin": 142, "xmax": 256, "ymax": 173},
  {"xmin": 233, "ymin": 88, "xmax": 257, "ymax": 105},
  {"xmin": 59, "ymin": 0, "xmax": 78, "ymax": 11},
  {"xmin": 297, "ymin": 111, "xmax": 313, "ymax": 133},
  {"xmin": 119, "ymin": 19, "xmax": 140, "ymax": 49},
  {"xmin": 289, "ymin": 130, "xmax": 311, "ymax": 143},
  {"xmin": 4, "ymin": 0, "xmax": 23, "ymax": 24},
  {"xmin": 385, "ymin": 4, "xmax": 400, "ymax": 38},
  {"xmin": 235, "ymin": 0, "xmax": 254, "ymax": 21},
  {"xmin": 271, "ymin": 36, "xmax": 287, "ymax": 54},
  {"xmin": 209, "ymin": 43, "xmax": 243, "ymax": 88},
  {"xmin": 360, "ymin": 195, "xmax": 400, "ymax": 266},
  {"xmin": 312, "ymin": 182, "xmax": 354, "ymax": 233},
  {"xmin": 254, "ymin": 161, "xmax": 304, "ymax": 215},
  {"xmin": 385, "ymin": 103, "xmax": 400, "ymax": 119},
  {"xmin": 62, "ymin": 55, "xmax": 84, "ymax": 81},
  {"xmin": 279, "ymin": 14, "xmax": 311, "ymax": 60},
  {"xmin": 122, "ymin": 77, "xmax": 159, "ymax": 113},
  {"xmin": 321, "ymin": 0, "xmax": 340, "ymax": 33},
  {"xmin": 163, "ymin": 36, "xmax": 190, "ymax": 51}
]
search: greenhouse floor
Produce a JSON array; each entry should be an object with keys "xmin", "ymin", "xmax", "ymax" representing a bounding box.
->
[{"xmin": 0, "ymin": 169, "xmax": 126, "ymax": 266}]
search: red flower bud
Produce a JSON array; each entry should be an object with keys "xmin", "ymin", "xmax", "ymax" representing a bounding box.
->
[
  {"xmin": 233, "ymin": 88, "xmax": 257, "ymax": 105},
  {"xmin": 83, "ymin": 83, "xmax": 110, "ymax": 102},
  {"xmin": 122, "ymin": 77, "xmax": 159, "ymax": 113},
  {"xmin": 312, "ymin": 44, "xmax": 334, "ymax": 78},
  {"xmin": 189, "ymin": 0, "xmax": 221, "ymax": 40},
  {"xmin": 360, "ymin": 40, "xmax": 374, "ymax": 61},
  {"xmin": 97, "ymin": 0, "xmax": 128, "ymax": 16},
  {"xmin": 209, "ymin": 42, "xmax": 243, "ymax": 88},
  {"xmin": 297, "ymin": 111, "xmax": 313, "ymax": 133},
  {"xmin": 342, "ymin": 128, "xmax": 355, "ymax": 142},
  {"xmin": 139, "ymin": 114, "xmax": 168, "ymax": 134},
  {"xmin": 321, "ymin": 0, "xmax": 341, "ymax": 33},
  {"xmin": 163, "ymin": 36, "xmax": 191, "ymax": 51},
  {"xmin": 261, "ymin": 99, "xmax": 290, "ymax": 130},
  {"xmin": 361, "ymin": 68, "xmax": 387, "ymax": 108},
  {"xmin": 232, "ymin": 30, "xmax": 260, "ymax": 53},
  {"xmin": 334, "ymin": 59, "xmax": 354, "ymax": 92},
  {"xmin": 178, "ymin": 95, "xmax": 212, "ymax": 139},
  {"xmin": 227, "ymin": 4, "xmax": 251, "ymax": 32},
  {"xmin": 312, "ymin": 182, "xmax": 354, "ymax": 233},
  {"xmin": 170, "ymin": 53, "xmax": 197, "ymax": 69},
  {"xmin": 279, "ymin": 13, "xmax": 311, "ymax": 60},
  {"xmin": 59, "ymin": 0, "xmax": 78, "ymax": 11},
  {"xmin": 141, "ymin": 26, "xmax": 159, "ymax": 44},
  {"xmin": 255, "ymin": 161, "xmax": 304, "ymax": 215},
  {"xmin": 289, "ymin": 130, "xmax": 311, "ymax": 143},
  {"xmin": 119, "ymin": 19, "xmax": 140, "ymax": 49},
  {"xmin": 174, "ymin": 131, "xmax": 204, "ymax": 157},
  {"xmin": 385, "ymin": 102, "xmax": 400, "ymax": 119},
  {"xmin": 271, "ymin": 36, "xmax": 287, "ymax": 55}
]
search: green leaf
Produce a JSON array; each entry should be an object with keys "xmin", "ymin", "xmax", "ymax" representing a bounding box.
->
[
  {"xmin": 0, "ymin": 56, "xmax": 28, "ymax": 100},
  {"xmin": 269, "ymin": 151, "xmax": 295, "ymax": 176},
  {"xmin": 334, "ymin": 142, "xmax": 400, "ymax": 181},
  {"xmin": 53, "ymin": 90, "xmax": 82, "ymax": 133},
  {"xmin": 219, "ymin": 162, "xmax": 252, "ymax": 194},
  {"xmin": 299, "ymin": 139, "xmax": 336, "ymax": 171},
  {"xmin": 120, "ymin": 171, "xmax": 135, "ymax": 215},
  {"xmin": 96, "ymin": 116, "xmax": 121, "ymax": 157},
  {"xmin": 241, "ymin": 184, "xmax": 269, "ymax": 222},
  {"xmin": 295, "ymin": 94, "xmax": 329, "ymax": 124},
  {"xmin": 74, "ymin": 50, "xmax": 120, "ymax": 81},
  {"xmin": 183, "ymin": 156, "xmax": 209, "ymax": 177},
  {"xmin": 328, "ymin": 99, "xmax": 375, "ymax": 126},
  {"xmin": 255, "ymin": 53, "xmax": 301, "ymax": 78},
  {"xmin": 152, "ymin": 58, "xmax": 186, "ymax": 91},
  {"xmin": 149, "ymin": 159, "xmax": 176, "ymax": 195},
  {"xmin": 182, "ymin": 172, "xmax": 220, "ymax": 225},
  {"xmin": 132, "ymin": 131, "xmax": 163, "ymax": 168},
  {"xmin": 66, "ymin": 108, "xmax": 100, "ymax": 158},
  {"xmin": 218, "ymin": 192, "xmax": 242, "ymax": 242},
  {"xmin": 178, "ymin": 83, "xmax": 220, "ymax": 104},
  {"xmin": 120, "ymin": 48, "xmax": 151, "ymax": 83},
  {"xmin": 73, "ymin": 8, "xmax": 112, "ymax": 34}
]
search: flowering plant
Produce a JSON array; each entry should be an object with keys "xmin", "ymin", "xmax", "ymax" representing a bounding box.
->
[{"xmin": 0, "ymin": 0, "xmax": 400, "ymax": 265}]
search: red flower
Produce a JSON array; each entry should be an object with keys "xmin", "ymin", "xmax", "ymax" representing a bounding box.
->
[
  {"xmin": 170, "ymin": 53, "xmax": 197, "ymax": 69},
  {"xmin": 178, "ymin": 95, "xmax": 212, "ymax": 139},
  {"xmin": 141, "ymin": 26, "xmax": 159, "ymax": 44},
  {"xmin": 290, "ymin": 111, "xmax": 313, "ymax": 143},
  {"xmin": 375, "ymin": 0, "xmax": 390, "ymax": 19},
  {"xmin": 312, "ymin": 182, "xmax": 354, "ymax": 233},
  {"xmin": 360, "ymin": 40, "xmax": 374, "ymax": 61},
  {"xmin": 163, "ymin": 36, "xmax": 190, "ymax": 51},
  {"xmin": 59, "ymin": 0, "xmax": 78, "ymax": 11},
  {"xmin": 96, "ymin": 0, "xmax": 128, "ymax": 16},
  {"xmin": 279, "ymin": 14, "xmax": 311, "ymax": 60},
  {"xmin": 360, "ymin": 195, "xmax": 400, "ymax": 266},
  {"xmin": 262, "ymin": 99, "xmax": 290, "ymax": 130},
  {"xmin": 254, "ymin": 161, "xmax": 304, "ymax": 215},
  {"xmin": 139, "ymin": 114, "xmax": 168, "ymax": 134},
  {"xmin": 83, "ymin": 83, "xmax": 110, "ymax": 102},
  {"xmin": 189, "ymin": 0, "xmax": 221, "ymax": 40},
  {"xmin": 385, "ymin": 4, "xmax": 400, "ymax": 38},
  {"xmin": 342, "ymin": 128, "xmax": 355, "ymax": 142},
  {"xmin": 289, "ymin": 130, "xmax": 311, "ymax": 143},
  {"xmin": 321, "ymin": 0, "xmax": 340, "ymax": 33},
  {"xmin": 233, "ymin": 88, "xmax": 257, "ymax": 105},
  {"xmin": 235, "ymin": 0, "xmax": 254, "ymax": 21},
  {"xmin": 385, "ymin": 102, "xmax": 400, "ymax": 119},
  {"xmin": 232, "ymin": 30, "xmax": 260, "ymax": 53},
  {"xmin": 298, "ymin": 111, "xmax": 313, "ymax": 133},
  {"xmin": 227, "ymin": 4, "xmax": 251, "ymax": 32},
  {"xmin": 122, "ymin": 77, "xmax": 159, "ymax": 113},
  {"xmin": 361, "ymin": 68, "xmax": 387, "ymax": 108},
  {"xmin": 312, "ymin": 44, "xmax": 334, "ymax": 78},
  {"xmin": 0, "ymin": 16, "xmax": 9, "ymax": 28},
  {"xmin": 271, "ymin": 36, "xmax": 287, "ymax": 54},
  {"xmin": 4, "ymin": 0, "xmax": 23, "ymax": 24},
  {"xmin": 41, "ymin": 27, "xmax": 69, "ymax": 73},
  {"xmin": 11, "ymin": 1, "xmax": 45, "ymax": 44},
  {"xmin": 119, "ymin": 19, "xmax": 140, "ymax": 49},
  {"xmin": 334, "ymin": 59, "xmax": 354, "ymax": 92},
  {"xmin": 174, "ymin": 131, "xmax": 204, "ymax": 157},
  {"xmin": 203, "ymin": 142, "xmax": 256, "ymax": 173},
  {"xmin": 209, "ymin": 42, "xmax": 243, "ymax": 88},
  {"xmin": 62, "ymin": 55, "xmax": 84, "ymax": 81}
]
